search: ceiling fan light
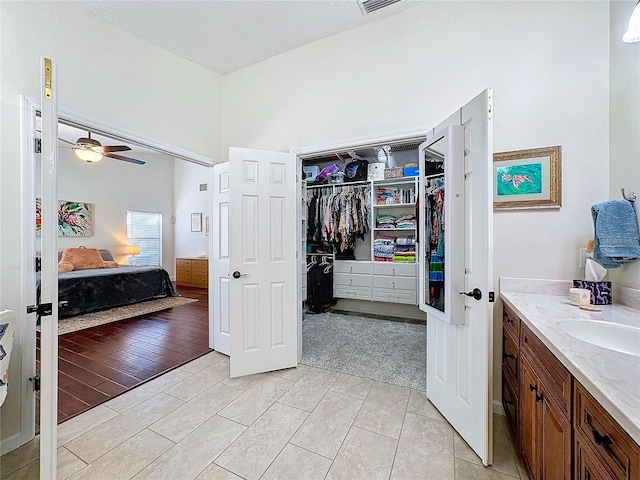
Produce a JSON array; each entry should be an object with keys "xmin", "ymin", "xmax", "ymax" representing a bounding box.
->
[
  {"xmin": 623, "ymin": 2, "xmax": 640, "ymax": 43},
  {"xmin": 75, "ymin": 148, "xmax": 103, "ymax": 163}
]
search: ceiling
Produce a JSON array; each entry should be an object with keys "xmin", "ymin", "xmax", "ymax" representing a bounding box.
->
[{"xmin": 74, "ymin": 0, "xmax": 416, "ymax": 75}]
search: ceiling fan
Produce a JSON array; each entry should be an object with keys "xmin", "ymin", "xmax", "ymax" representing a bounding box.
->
[{"xmin": 59, "ymin": 133, "xmax": 146, "ymax": 165}]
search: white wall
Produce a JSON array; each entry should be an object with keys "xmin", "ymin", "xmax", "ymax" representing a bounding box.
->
[
  {"xmin": 174, "ymin": 160, "xmax": 212, "ymax": 260},
  {"xmin": 609, "ymin": 0, "xmax": 640, "ymax": 289},
  {"xmin": 0, "ymin": 1, "xmax": 222, "ymax": 448},
  {"xmin": 220, "ymin": 1, "xmax": 611, "ymax": 404}
]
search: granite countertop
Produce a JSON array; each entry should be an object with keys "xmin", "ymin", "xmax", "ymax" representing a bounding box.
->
[{"xmin": 500, "ymin": 280, "xmax": 640, "ymax": 445}]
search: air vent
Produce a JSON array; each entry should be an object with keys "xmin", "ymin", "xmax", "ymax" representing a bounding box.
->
[
  {"xmin": 390, "ymin": 142, "xmax": 421, "ymax": 153},
  {"xmin": 358, "ymin": 0, "xmax": 402, "ymax": 15},
  {"xmin": 199, "ymin": 183, "xmax": 208, "ymax": 192}
]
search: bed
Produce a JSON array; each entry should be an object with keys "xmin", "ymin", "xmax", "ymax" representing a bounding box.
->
[{"xmin": 37, "ymin": 249, "xmax": 178, "ymax": 319}]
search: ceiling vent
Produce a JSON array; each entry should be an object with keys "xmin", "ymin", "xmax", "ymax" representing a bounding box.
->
[
  {"xmin": 199, "ymin": 183, "xmax": 208, "ymax": 192},
  {"xmin": 358, "ymin": 0, "xmax": 402, "ymax": 15}
]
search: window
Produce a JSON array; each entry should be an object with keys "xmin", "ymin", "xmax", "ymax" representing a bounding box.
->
[{"xmin": 127, "ymin": 209, "xmax": 162, "ymax": 266}]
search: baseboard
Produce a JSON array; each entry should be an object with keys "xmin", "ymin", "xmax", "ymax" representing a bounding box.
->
[{"xmin": 493, "ymin": 399, "xmax": 505, "ymax": 416}]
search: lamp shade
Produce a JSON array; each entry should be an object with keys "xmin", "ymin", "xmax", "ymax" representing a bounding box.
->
[
  {"xmin": 126, "ymin": 245, "xmax": 141, "ymax": 255},
  {"xmin": 623, "ymin": 2, "xmax": 640, "ymax": 43},
  {"xmin": 75, "ymin": 148, "xmax": 103, "ymax": 163}
]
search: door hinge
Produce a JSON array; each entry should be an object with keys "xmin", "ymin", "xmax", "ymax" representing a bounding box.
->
[
  {"xmin": 35, "ymin": 138, "xmax": 41, "ymax": 154},
  {"xmin": 36, "ymin": 256, "xmax": 41, "ymax": 272},
  {"xmin": 488, "ymin": 291, "xmax": 495, "ymax": 302},
  {"xmin": 26, "ymin": 303, "xmax": 52, "ymax": 316},
  {"xmin": 29, "ymin": 375, "xmax": 41, "ymax": 392}
]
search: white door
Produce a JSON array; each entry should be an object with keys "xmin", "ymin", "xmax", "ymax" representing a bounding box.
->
[
  {"xmin": 422, "ymin": 89, "xmax": 494, "ymax": 465},
  {"xmin": 228, "ymin": 147, "xmax": 299, "ymax": 377},
  {"xmin": 211, "ymin": 162, "xmax": 231, "ymax": 355},
  {"xmin": 39, "ymin": 57, "xmax": 60, "ymax": 479}
]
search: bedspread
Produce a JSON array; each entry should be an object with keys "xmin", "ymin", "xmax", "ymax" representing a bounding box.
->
[{"xmin": 37, "ymin": 266, "xmax": 178, "ymax": 318}]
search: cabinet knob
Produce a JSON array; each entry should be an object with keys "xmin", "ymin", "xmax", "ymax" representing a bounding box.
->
[
  {"xmin": 529, "ymin": 383, "xmax": 538, "ymax": 392},
  {"xmin": 503, "ymin": 353, "xmax": 515, "ymax": 359},
  {"xmin": 506, "ymin": 317, "xmax": 515, "ymax": 325},
  {"xmin": 535, "ymin": 393, "xmax": 544, "ymax": 403},
  {"xmin": 592, "ymin": 429, "xmax": 613, "ymax": 450}
]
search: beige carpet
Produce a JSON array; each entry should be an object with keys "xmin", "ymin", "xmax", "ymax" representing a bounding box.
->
[{"xmin": 52, "ymin": 297, "xmax": 198, "ymax": 335}]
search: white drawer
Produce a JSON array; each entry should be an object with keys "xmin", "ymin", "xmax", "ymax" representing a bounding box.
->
[
  {"xmin": 334, "ymin": 273, "xmax": 371, "ymax": 288},
  {"xmin": 372, "ymin": 288, "xmax": 417, "ymax": 305},
  {"xmin": 373, "ymin": 262, "xmax": 416, "ymax": 277},
  {"xmin": 372, "ymin": 275, "xmax": 416, "ymax": 291},
  {"xmin": 334, "ymin": 286, "xmax": 372, "ymax": 301},
  {"xmin": 333, "ymin": 260, "xmax": 373, "ymax": 275}
]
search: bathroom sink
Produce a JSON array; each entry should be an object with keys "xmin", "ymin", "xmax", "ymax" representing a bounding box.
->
[{"xmin": 559, "ymin": 320, "xmax": 640, "ymax": 357}]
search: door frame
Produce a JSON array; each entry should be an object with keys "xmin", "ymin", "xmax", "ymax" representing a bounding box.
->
[{"xmin": 8, "ymin": 95, "xmax": 217, "ymax": 454}]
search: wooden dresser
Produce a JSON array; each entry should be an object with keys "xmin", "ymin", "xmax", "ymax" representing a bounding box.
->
[{"xmin": 176, "ymin": 257, "xmax": 209, "ymax": 288}]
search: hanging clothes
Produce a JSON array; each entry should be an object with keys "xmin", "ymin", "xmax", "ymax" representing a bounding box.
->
[
  {"xmin": 306, "ymin": 255, "xmax": 336, "ymax": 313},
  {"xmin": 306, "ymin": 185, "xmax": 371, "ymax": 253}
]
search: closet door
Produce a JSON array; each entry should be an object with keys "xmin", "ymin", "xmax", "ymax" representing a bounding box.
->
[
  {"xmin": 228, "ymin": 147, "xmax": 299, "ymax": 377},
  {"xmin": 422, "ymin": 89, "xmax": 494, "ymax": 466}
]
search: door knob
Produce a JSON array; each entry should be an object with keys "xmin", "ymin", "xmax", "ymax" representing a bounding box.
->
[
  {"xmin": 459, "ymin": 288, "xmax": 482, "ymax": 300},
  {"xmin": 232, "ymin": 271, "xmax": 248, "ymax": 279}
]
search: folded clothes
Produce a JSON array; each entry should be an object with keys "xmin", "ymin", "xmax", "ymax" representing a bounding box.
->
[
  {"xmin": 393, "ymin": 256, "xmax": 415, "ymax": 262},
  {"xmin": 375, "ymin": 256, "xmax": 394, "ymax": 262},
  {"xmin": 395, "ymin": 236, "xmax": 415, "ymax": 246}
]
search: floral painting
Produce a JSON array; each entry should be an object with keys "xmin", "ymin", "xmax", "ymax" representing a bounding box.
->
[{"xmin": 36, "ymin": 199, "xmax": 94, "ymax": 236}]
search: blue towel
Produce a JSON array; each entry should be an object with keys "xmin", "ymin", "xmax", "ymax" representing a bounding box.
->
[{"xmin": 591, "ymin": 200, "xmax": 640, "ymax": 268}]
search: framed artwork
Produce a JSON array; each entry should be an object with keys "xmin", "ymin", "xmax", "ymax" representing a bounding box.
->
[
  {"xmin": 205, "ymin": 215, "xmax": 210, "ymax": 236},
  {"xmin": 191, "ymin": 212, "xmax": 202, "ymax": 232},
  {"xmin": 36, "ymin": 199, "xmax": 94, "ymax": 236},
  {"xmin": 493, "ymin": 146, "xmax": 561, "ymax": 210}
]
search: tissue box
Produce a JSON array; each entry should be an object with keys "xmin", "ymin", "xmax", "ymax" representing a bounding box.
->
[{"xmin": 572, "ymin": 280, "xmax": 612, "ymax": 305}]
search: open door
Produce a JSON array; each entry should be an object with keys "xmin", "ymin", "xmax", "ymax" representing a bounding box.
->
[
  {"xmin": 419, "ymin": 89, "xmax": 494, "ymax": 465},
  {"xmin": 228, "ymin": 147, "xmax": 299, "ymax": 377},
  {"xmin": 39, "ymin": 57, "xmax": 60, "ymax": 479},
  {"xmin": 211, "ymin": 162, "xmax": 230, "ymax": 355}
]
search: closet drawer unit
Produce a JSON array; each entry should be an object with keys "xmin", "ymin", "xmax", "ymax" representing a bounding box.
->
[
  {"xmin": 334, "ymin": 273, "xmax": 371, "ymax": 288},
  {"xmin": 373, "ymin": 274, "xmax": 415, "ymax": 291},
  {"xmin": 373, "ymin": 262, "xmax": 416, "ymax": 278},
  {"xmin": 333, "ymin": 261, "xmax": 372, "ymax": 276},
  {"xmin": 334, "ymin": 285, "xmax": 372, "ymax": 301},
  {"xmin": 372, "ymin": 288, "xmax": 416, "ymax": 305}
]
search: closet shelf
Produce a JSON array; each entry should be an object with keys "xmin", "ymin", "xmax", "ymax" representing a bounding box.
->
[
  {"xmin": 374, "ymin": 203, "xmax": 415, "ymax": 208},
  {"xmin": 373, "ymin": 227, "xmax": 416, "ymax": 232}
]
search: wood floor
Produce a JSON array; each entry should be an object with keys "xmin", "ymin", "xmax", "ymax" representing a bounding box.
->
[{"xmin": 36, "ymin": 285, "xmax": 211, "ymax": 429}]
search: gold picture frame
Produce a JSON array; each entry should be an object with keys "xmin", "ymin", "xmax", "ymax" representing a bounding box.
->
[{"xmin": 493, "ymin": 146, "xmax": 562, "ymax": 210}]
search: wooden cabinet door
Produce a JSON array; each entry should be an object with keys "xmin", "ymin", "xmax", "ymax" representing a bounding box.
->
[
  {"xmin": 521, "ymin": 354, "xmax": 540, "ymax": 479},
  {"xmin": 540, "ymin": 393, "xmax": 572, "ymax": 480}
]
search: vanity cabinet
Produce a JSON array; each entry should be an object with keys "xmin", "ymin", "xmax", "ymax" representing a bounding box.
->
[
  {"xmin": 520, "ymin": 324, "xmax": 572, "ymax": 480},
  {"xmin": 502, "ymin": 304, "xmax": 640, "ymax": 480}
]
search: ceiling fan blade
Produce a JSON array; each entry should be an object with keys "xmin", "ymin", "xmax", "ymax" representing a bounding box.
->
[
  {"xmin": 95, "ymin": 145, "xmax": 131, "ymax": 154},
  {"xmin": 106, "ymin": 153, "xmax": 145, "ymax": 165}
]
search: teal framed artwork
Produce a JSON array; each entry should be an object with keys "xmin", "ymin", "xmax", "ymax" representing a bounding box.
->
[{"xmin": 493, "ymin": 146, "xmax": 561, "ymax": 210}]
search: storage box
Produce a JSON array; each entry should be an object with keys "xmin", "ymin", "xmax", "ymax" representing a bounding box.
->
[
  {"xmin": 384, "ymin": 166, "xmax": 404, "ymax": 179},
  {"xmin": 572, "ymin": 280, "xmax": 612, "ymax": 305},
  {"xmin": 403, "ymin": 166, "xmax": 419, "ymax": 177},
  {"xmin": 368, "ymin": 163, "xmax": 385, "ymax": 181},
  {"xmin": 303, "ymin": 165, "xmax": 320, "ymax": 183},
  {"xmin": 328, "ymin": 172, "xmax": 345, "ymax": 183}
]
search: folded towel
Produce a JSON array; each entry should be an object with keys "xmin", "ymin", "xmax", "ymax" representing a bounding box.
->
[{"xmin": 591, "ymin": 200, "xmax": 640, "ymax": 268}]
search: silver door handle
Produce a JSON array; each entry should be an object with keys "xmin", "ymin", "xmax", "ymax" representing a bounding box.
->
[{"xmin": 232, "ymin": 271, "xmax": 249, "ymax": 279}]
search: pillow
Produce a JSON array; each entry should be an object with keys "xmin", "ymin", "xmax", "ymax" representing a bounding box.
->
[
  {"xmin": 58, "ymin": 246, "xmax": 118, "ymax": 273},
  {"xmin": 58, "ymin": 248, "xmax": 114, "ymax": 262}
]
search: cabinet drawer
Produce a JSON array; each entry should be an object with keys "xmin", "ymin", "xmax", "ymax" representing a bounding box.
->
[
  {"xmin": 333, "ymin": 260, "xmax": 372, "ymax": 275},
  {"xmin": 334, "ymin": 286, "xmax": 372, "ymax": 301},
  {"xmin": 176, "ymin": 271, "xmax": 190, "ymax": 282},
  {"xmin": 373, "ymin": 262, "xmax": 416, "ymax": 277},
  {"xmin": 191, "ymin": 274, "xmax": 208, "ymax": 286},
  {"xmin": 574, "ymin": 381, "xmax": 639, "ymax": 480},
  {"xmin": 176, "ymin": 265, "xmax": 191, "ymax": 275},
  {"xmin": 191, "ymin": 260, "xmax": 208, "ymax": 274},
  {"xmin": 503, "ymin": 304, "xmax": 520, "ymax": 344},
  {"xmin": 334, "ymin": 273, "xmax": 371, "ymax": 288},
  {"xmin": 372, "ymin": 288, "xmax": 416, "ymax": 305},
  {"xmin": 502, "ymin": 329, "xmax": 519, "ymax": 383},
  {"xmin": 575, "ymin": 430, "xmax": 617, "ymax": 480},
  {"xmin": 372, "ymin": 275, "xmax": 416, "ymax": 291},
  {"xmin": 502, "ymin": 372, "xmax": 518, "ymax": 440},
  {"xmin": 521, "ymin": 323, "xmax": 572, "ymax": 419}
]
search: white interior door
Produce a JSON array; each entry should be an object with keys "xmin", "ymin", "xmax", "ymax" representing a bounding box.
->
[
  {"xmin": 425, "ymin": 89, "xmax": 494, "ymax": 465},
  {"xmin": 228, "ymin": 147, "xmax": 298, "ymax": 377},
  {"xmin": 211, "ymin": 162, "xmax": 231, "ymax": 355},
  {"xmin": 39, "ymin": 57, "xmax": 60, "ymax": 479}
]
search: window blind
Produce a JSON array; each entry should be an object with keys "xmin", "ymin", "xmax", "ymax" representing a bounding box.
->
[{"xmin": 127, "ymin": 209, "xmax": 162, "ymax": 266}]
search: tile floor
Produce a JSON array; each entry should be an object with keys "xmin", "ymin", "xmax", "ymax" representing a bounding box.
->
[{"xmin": 1, "ymin": 351, "xmax": 527, "ymax": 480}]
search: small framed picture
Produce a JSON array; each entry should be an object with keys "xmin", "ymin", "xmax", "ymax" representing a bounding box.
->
[
  {"xmin": 493, "ymin": 146, "xmax": 562, "ymax": 210},
  {"xmin": 191, "ymin": 213, "xmax": 202, "ymax": 232},
  {"xmin": 205, "ymin": 216, "xmax": 210, "ymax": 236}
]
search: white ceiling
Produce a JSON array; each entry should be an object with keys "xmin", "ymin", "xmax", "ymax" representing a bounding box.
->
[{"xmin": 75, "ymin": 0, "xmax": 416, "ymax": 75}]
